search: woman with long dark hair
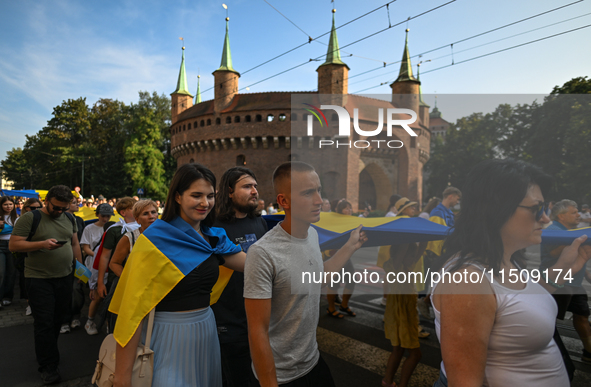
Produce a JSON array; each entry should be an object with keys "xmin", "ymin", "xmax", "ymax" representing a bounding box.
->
[
  {"xmin": 111, "ymin": 164, "xmax": 246, "ymax": 387},
  {"xmin": 431, "ymin": 159, "xmax": 591, "ymax": 386},
  {"xmin": 0, "ymin": 196, "xmax": 18, "ymax": 307}
]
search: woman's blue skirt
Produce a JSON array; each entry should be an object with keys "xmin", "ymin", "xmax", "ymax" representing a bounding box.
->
[{"xmin": 143, "ymin": 307, "xmax": 221, "ymax": 387}]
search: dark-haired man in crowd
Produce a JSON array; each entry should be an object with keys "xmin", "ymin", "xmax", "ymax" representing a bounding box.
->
[
  {"xmin": 214, "ymin": 166, "xmax": 268, "ymax": 387},
  {"xmin": 10, "ymin": 185, "xmax": 82, "ymax": 385},
  {"xmin": 244, "ymin": 161, "xmax": 367, "ymax": 387}
]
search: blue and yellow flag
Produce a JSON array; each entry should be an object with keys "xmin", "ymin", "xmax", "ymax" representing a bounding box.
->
[
  {"xmin": 74, "ymin": 260, "xmax": 92, "ymax": 283},
  {"xmin": 109, "ymin": 217, "xmax": 241, "ymax": 347}
]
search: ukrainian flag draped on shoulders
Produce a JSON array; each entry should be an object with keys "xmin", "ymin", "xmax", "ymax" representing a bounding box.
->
[{"xmin": 109, "ymin": 216, "xmax": 241, "ymax": 347}]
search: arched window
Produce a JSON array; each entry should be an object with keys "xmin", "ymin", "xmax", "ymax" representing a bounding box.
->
[
  {"xmin": 216, "ymin": 118, "xmax": 221, "ymax": 125},
  {"xmin": 226, "ymin": 116, "xmax": 232, "ymax": 124},
  {"xmin": 256, "ymin": 114, "xmax": 262, "ymax": 122},
  {"xmin": 194, "ymin": 121, "xmax": 197, "ymax": 128},
  {"xmin": 183, "ymin": 124, "xmax": 186, "ymax": 131},
  {"xmin": 188, "ymin": 123, "xmax": 191, "ymax": 130},
  {"xmin": 279, "ymin": 114, "xmax": 286, "ymax": 122},
  {"xmin": 200, "ymin": 120, "xmax": 205, "ymax": 127},
  {"xmin": 236, "ymin": 154, "xmax": 246, "ymax": 166},
  {"xmin": 189, "ymin": 158, "xmax": 194, "ymax": 163},
  {"xmin": 267, "ymin": 114, "xmax": 274, "ymax": 122},
  {"xmin": 207, "ymin": 119, "xmax": 211, "ymax": 126},
  {"xmin": 245, "ymin": 115, "xmax": 251, "ymax": 122},
  {"xmin": 235, "ymin": 116, "xmax": 241, "ymax": 123}
]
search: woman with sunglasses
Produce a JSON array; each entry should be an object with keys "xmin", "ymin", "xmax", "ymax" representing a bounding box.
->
[
  {"xmin": 431, "ymin": 159, "xmax": 591, "ymax": 387},
  {"xmin": 14, "ymin": 199, "xmax": 43, "ymax": 315},
  {"xmin": 0, "ymin": 196, "xmax": 19, "ymax": 308}
]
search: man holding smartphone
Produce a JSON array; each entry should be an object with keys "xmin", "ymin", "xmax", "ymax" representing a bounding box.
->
[{"xmin": 10, "ymin": 185, "xmax": 82, "ymax": 385}]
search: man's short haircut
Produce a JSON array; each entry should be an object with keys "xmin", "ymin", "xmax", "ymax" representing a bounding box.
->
[
  {"xmin": 46, "ymin": 185, "xmax": 74, "ymax": 203},
  {"xmin": 116, "ymin": 197, "xmax": 136, "ymax": 214},
  {"xmin": 132, "ymin": 199, "xmax": 158, "ymax": 220},
  {"xmin": 442, "ymin": 187, "xmax": 461, "ymax": 198},
  {"xmin": 550, "ymin": 199, "xmax": 577, "ymax": 221},
  {"xmin": 272, "ymin": 161, "xmax": 315, "ymax": 194}
]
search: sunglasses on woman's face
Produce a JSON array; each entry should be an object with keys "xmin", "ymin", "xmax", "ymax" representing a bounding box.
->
[{"xmin": 517, "ymin": 202, "xmax": 547, "ymax": 222}]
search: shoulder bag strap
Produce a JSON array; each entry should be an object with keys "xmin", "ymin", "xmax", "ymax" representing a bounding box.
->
[
  {"xmin": 143, "ymin": 309, "xmax": 156, "ymax": 351},
  {"xmin": 27, "ymin": 210, "xmax": 43, "ymax": 241}
]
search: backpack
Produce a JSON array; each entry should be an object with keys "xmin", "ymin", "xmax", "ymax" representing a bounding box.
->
[{"xmin": 12, "ymin": 210, "xmax": 76, "ymax": 272}]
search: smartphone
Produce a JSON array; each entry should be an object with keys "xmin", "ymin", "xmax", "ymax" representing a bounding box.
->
[{"xmin": 55, "ymin": 241, "xmax": 68, "ymax": 245}]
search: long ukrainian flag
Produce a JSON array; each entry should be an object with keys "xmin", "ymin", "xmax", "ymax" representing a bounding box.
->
[{"xmin": 109, "ymin": 216, "xmax": 241, "ymax": 347}]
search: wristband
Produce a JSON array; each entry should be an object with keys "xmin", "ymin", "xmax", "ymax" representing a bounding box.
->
[{"xmin": 547, "ymin": 278, "xmax": 564, "ymax": 289}]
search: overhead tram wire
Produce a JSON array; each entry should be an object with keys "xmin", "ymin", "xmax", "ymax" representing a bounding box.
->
[
  {"xmin": 199, "ymin": 0, "xmax": 582, "ymax": 99},
  {"xmin": 347, "ymin": 11, "xmax": 591, "ymax": 88},
  {"xmin": 263, "ymin": 0, "xmax": 389, "ymax": 65},
  {"xmin": 236, "ymin": 1, "xmax": 455, "ymax": 92},
  {"xmin": 420, "ymin": 23, "xmax": 591, "ymax": 75},
  {"xmin": 199, "ymin": 0, "xmax": 581, "ymax": 98},
  {"xmin": 200, "ymin": 0, "xmax": 401, "ymax": 94},
  {"xmin": 351, "ymin": 23, "xmax": 591, "ymax": 93},
  {"xmin": 262, "ymin": 0, "xmax": 311, "ymax": 39},
  {"xmin": 419, "ymin": 0, "xmax": 584, "ymax": 57},
  {"xmin": 424, "ymin": 11, "xmax": 591, "ymax": 62},
  {"xmin": 338, "ymin": 0, "xmax": 586, "ymax": 87}
]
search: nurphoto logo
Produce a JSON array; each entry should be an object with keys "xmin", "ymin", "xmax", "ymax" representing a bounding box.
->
[{"xmin": 304, "ymin": 104, "xmax": 418, "ymax": 149}]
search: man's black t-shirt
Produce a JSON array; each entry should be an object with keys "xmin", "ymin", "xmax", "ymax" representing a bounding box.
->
[{"xmin": 212, "ymin": 215, "xmax": 268, "ymax": 343}]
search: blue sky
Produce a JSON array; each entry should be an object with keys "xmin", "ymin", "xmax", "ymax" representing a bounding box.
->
[{"xmin": 1, "ymin": 0, "xmax": 590, "ymax": 161}]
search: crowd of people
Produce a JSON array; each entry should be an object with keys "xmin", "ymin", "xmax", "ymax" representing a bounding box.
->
[{"xmin": 0, "ymin": 158, "xmax": 590, "ymax": 387}]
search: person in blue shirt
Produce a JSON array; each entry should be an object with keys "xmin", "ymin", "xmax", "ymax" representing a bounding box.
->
[
  {"xmin": 15, "ymin": 199, "xmax": 23, "ymax": 216},
  {"xmin": 540, "ymin": 199, "xmax": 591, "ymax": 363}
]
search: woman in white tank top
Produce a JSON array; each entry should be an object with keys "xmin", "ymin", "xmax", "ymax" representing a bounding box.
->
[{"xmin": 431, "ymin": 159, "xmax": 591, "ymax": 387}]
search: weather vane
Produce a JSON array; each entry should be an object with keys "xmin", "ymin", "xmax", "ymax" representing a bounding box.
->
[{"xmin": 222, "ymin": 3, "xmax": 228, "ymax": 20}]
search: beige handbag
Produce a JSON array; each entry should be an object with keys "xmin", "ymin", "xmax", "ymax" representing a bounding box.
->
[{"xmin": 92, "ymin": 309, "xmax": 155, "ymax": 387}]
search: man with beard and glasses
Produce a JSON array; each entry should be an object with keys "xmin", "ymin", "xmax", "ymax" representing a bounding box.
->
[
  {"xmin": 214, "ymin": 166, "xmax": 269, "ymax": 387},
  {"xmin": 10, "ymin": 185, "xmax": 82, "ymax": 385}
]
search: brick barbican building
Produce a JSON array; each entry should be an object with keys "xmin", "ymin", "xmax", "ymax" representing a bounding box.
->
[{"xmin": 170, "ymin": 12, "xmax": 431, "ymax": 211}]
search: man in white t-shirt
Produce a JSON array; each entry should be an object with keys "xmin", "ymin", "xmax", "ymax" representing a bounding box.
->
[
  {"xmin": 578, "ymin": 204, "xmax": 591, "ymax": 229},
  {"xmin": 244, "ymin": 161, "xmax": 367, "ymax": 387}
]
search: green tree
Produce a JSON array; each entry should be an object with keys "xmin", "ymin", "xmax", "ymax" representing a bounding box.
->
[
  {"xmin": 136, "ymin": 91, "xmax": 175, "ymax": 183},
  {"xmin": 525, "ymin": 77, "xmax": 591, "ymax": 203},
  {"xmin": 2, "ymin": 91, "xmax": 173, "ymax": 198},
  {"xmin": 85, "ymin": 98, "xmax": 130, "ymax": 198},
  {"xmin": 18, "ymin": 98, "xmax": 91, "ymax": 190},
  {"xmin": 425, "ymin": 76, "xmax": 591, "ymax": 204},
  {"xmin": 124, "ymin": 104, "xmax": 168, "ymax": 200},
  {"xmin": 2, "ymin": 148, "xmax": 30, "ymax": 189}
]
